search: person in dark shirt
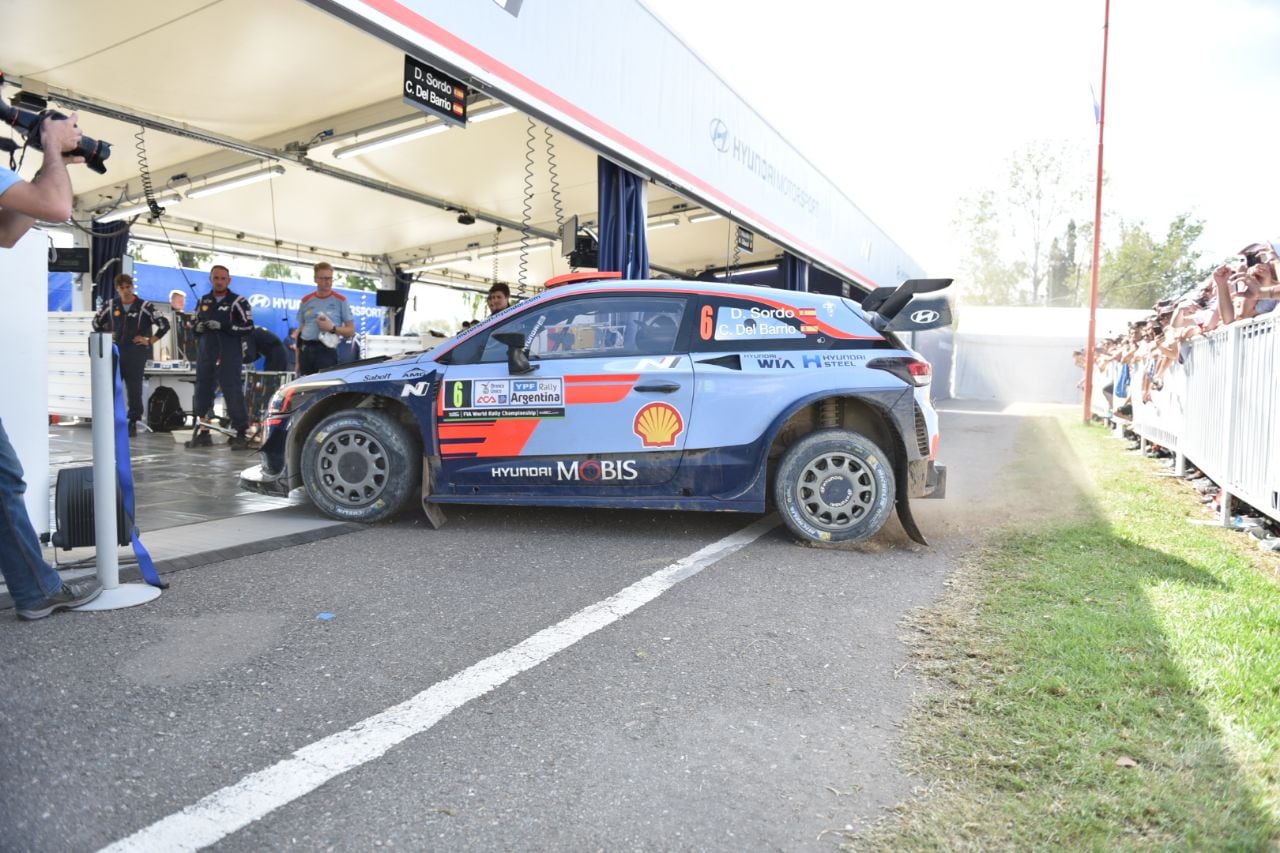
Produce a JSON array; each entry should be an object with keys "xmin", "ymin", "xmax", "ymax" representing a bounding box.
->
[
  {"xmin": 242, "ymin": 325, "xmax": 287, "ymax": 372},
  {"xmin": 189, "ymin": 265, "xmax": 254, "ymax": 450},
  {"xmin": 92, "ymin": 273, "xmax": 170, "ymax": 436}
]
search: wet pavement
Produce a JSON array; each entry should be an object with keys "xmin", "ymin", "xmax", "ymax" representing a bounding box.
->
[{"xmin": 0, "ymin": 421, "xmax": 358, "ymax": 610}]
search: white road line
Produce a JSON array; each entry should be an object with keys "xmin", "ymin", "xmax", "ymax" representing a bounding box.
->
[{"xmin": 99, "ymin": 515, "xmax": 779, "ymax": 853}]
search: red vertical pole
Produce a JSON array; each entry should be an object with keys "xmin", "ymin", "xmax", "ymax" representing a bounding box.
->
[{"xmin": 1082, "ymin": 0, "xmax": 1111, "ymax": 423}]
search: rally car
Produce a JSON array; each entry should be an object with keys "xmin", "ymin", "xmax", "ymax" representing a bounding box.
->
[{"xmin": 240, "ymin": 274, "xmax": 951, "ymax": 545}]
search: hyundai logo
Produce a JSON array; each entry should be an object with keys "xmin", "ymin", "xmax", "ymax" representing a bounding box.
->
[
  {"xmin": 248, "ymin": 294, "xmax": 272, "ymax": 309},
  {"xmin": 910, "ymin": 309, "xmax": 940, "ymax": 324},
  {"xmin": 709, "ymin": 118, "xmax": 730, "ymax": 153}
]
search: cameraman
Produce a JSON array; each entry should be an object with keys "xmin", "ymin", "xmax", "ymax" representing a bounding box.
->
[{"xmin": 0, "ymin": 112, "xmax": 103, "ymax": 618}]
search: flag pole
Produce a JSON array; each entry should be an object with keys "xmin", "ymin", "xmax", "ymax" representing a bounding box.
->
[{"xmin": 1082, "ymin": 0, "xmax": 1111, "ymax": 424}]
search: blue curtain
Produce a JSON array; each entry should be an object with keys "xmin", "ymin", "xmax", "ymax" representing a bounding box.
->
[
  {"xmin": 392, "ymin": 268, "xmax": 413, "ymax": 335},
  {"xmin": 782, "ymin": 253, "xmax": 810, "ymax": 292},
  {"xmin": 597, "ymin": 157, "xmax": 649, "ymax": 279},
  {"xmin": 90, "ymin": 219, "xmax": 130, "ymax": 307}
]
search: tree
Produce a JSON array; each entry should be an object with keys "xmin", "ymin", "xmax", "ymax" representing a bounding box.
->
[
  {"xmin": 176, "ymin": 249, "xmax": 211, "ymax": 269},
  {"xmin": 261, "ymin": 261, "xmax": 299, "ymax": 280},
  {"xmin": 954, "ymin": 142, "xmax": 1092, "ymax": 305},
  {"xmin": 343, "ymin": 273, "xmax": 377, "ymax": 291},
  {"xmin": 954, "ymin": 190, "xmax": 1025, "ymax": 305},
  {"xmin": 1097, "ymin": 214, "xmax": 1209, "ymax": 308},
  {"xmin": 1004, "ymin": 141, "xmax": 1091, "ymax": 304}
]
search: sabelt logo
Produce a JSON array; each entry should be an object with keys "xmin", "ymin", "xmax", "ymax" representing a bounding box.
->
[
  {"xmin": 557, "ymin": 459, "xmax": 638, "ymax": 482},
  {"xmin": 910, "ymin": 309, "xmax": 940, "ymax": 324}
]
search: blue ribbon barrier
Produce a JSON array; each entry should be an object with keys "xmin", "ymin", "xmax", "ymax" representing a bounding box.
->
[{"xmin": 111, "ymin": 344, "xmax": 166, "ymax": 589}]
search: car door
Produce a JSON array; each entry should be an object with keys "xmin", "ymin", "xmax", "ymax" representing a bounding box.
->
[{"xmin": 436, "ymin": 292, "xmax": 694, "ymax": 495}]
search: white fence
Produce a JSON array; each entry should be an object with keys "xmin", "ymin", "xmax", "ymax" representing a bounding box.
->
[{"xmin": 1101, "ymin": 312, "xmax": 1279, "ymax": 524}]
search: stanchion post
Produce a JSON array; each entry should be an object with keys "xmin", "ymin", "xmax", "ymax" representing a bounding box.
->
[{"xmin": 77, "ymin": 332, "xmax": 161, "ymax": 612}]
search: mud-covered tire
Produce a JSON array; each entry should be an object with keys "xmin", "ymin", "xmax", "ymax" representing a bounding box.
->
[
  {"xmin": 301, "ymin": 409, "xmax": 419, "ymax": 523},
  {"xmin": 773, "ymin": 429, "xmax": 895, "ymax": 545}
]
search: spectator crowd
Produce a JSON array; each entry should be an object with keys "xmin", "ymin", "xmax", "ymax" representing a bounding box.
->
[{"xmin": 1081, "ymin": 238, "xmax": 1280, "ymax": 552}]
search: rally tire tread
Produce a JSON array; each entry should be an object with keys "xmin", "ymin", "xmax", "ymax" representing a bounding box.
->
[
  {"xmin": 773, "ymin": 428, "xmax": 896, "ymax": 545},
  {"xmin": 300, "ymin": 409, "xmax": 419, "ymax": 523}
]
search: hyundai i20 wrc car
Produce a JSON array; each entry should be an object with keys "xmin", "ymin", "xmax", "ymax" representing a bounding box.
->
[{"xmin": 240, "ymin": 274, "xmax": 951, "ymax": 545}]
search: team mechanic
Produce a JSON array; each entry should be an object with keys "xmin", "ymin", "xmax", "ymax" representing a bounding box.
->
[
  {"xmin": 188, "ymin": 265, "xmax": 254, "ymax": 450},
  {"xmin": 91, "ymin": 272, "xmax": 169, "ymax": 437},
  {"xmin": 295, "ymin": 261, "xmax": 354, "ymax": 376}
]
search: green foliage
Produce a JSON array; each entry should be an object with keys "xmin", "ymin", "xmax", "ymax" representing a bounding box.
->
[
  {"xmin": 260, "ymin": 261, "xmax": 300, "ymax": 281},
  {"xmin": 462, "ymin": 289, "xmax": 486, "ymax": 320},
  {"xmin": 343, "ymin": 273, "xmax": 378, "ymax": 292},
  {"xmin": 1004, "ymin": 141, "xmax": 1091, "ymax": 304},
  {"xmin": 1098, "ymin": 214, "xmax": 1210, "ymax": 308},
  {"xmin": 955, "ymin": 190, "xmax": 1025, "ymax": 305},
  {"xmin": 176, "ymin": 249, "xmax": 211, "ymax": 270}
]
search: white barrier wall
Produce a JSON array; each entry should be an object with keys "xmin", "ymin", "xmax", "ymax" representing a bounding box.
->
[
  {"xmin": 951, "ymin": 307, "xmax": 1148, "ymax": 402},
  {"xmin": 0, "ymin": 233, "xmax": 51, "ymax": 536},
  {"xmin": 1120, "ymin": 313, "xmax": 1279, "ymax": 524}
]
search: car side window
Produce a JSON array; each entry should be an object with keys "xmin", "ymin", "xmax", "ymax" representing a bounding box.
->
[
  {"xmin": 478, "ymin": 295, "xmax": 687, "ymax": 362},
  {"xmin": 692, "ymin": 296, "xmax": 832, "ymax": 352}
]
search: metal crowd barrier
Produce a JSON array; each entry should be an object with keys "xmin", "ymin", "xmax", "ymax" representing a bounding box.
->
[{"xmin": 1114, "ymin": 312, "xmax": 1279, "ymax": 524}]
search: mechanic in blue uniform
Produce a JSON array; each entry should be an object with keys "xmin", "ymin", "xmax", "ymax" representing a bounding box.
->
[
  {"xmin": 92, "ymin": 273, "xmax": 169, "ymax": 436},
  {"xmin": 0, "ymin": 110, "xmax": 103, "ymax": 618},
  {"xmin": 295, "ymin": 261, "xmax": 354, "ymax": 376},
  {"xmin": 242, "ymin": 325, "xmax": 288, "ymax": 372},
  {"xmin": 188, "ymin": 264, "xmax": 254, "ymax": 450}
]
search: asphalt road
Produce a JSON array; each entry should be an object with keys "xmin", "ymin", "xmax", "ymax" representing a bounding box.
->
[{"xmin": 0, "ymin": 403, "xmax": 1032, "ymax": 851}]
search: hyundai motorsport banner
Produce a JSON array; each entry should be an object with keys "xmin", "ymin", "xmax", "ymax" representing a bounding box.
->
[{"xmin": 127, "ymin": 263, "xmax": 383, "ymax": 338}]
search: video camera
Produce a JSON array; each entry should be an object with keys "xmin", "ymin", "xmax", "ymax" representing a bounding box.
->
[{"xmin": 0, "ymin": 97, "xmax": 111, "ymax": 174}]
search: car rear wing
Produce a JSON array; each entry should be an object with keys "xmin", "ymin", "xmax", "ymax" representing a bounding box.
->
[{"xmin": 861, "ymin": 278, "xmax": 954, "ymax": 332}]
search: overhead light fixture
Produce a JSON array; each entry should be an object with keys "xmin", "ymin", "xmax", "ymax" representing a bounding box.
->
[
  {"xmin": 96, "ymin": 192, "xmax": 183, "ymax": 224},
  {"xmin": 646, "ymin": 217, "xmax": 680, "ymax": 230},
  {"xmin": 333, "ymin": 121, "xmax": 450, "ymax": 159},
  {"xmin": 187, "ymin": 165, "xmax": 286, "ymax": 200},
  {"xmin": 404, "ymin": 258, "xmax": 459, "ymax": 274},
  {"xmin": 713, "ymin": 264, "xmax": 778, "ymax": 278},
  {"xmin": 469, "ymin": 103, "xmax": 517, "ymax": 123},
  {"xmin": 490, "ymin": 242, "xmax": 552, "ymax": 259},
  {"xmin": 688, "ymin": 211, "xmax": 721, "ymax": 224}
]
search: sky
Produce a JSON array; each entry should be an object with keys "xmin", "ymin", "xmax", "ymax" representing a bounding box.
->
[{"xmin": 641, "ymin": 0, "xmax": 1280, "ymax": 277}]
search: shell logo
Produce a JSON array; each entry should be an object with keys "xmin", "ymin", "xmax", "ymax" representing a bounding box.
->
[{"xmin": 633, "ymin": 402, "xmax": 684, "ymax": 448}]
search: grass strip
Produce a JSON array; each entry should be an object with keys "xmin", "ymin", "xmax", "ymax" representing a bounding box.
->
[{"xmin": 850, "ymin": 415, "xmax": 1280, "ymax": 850}]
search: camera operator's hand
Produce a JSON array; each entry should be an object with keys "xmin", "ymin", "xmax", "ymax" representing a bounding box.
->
[{"xmin": 41, "ymin": 112, "xmax": 84, "ymax": 164}]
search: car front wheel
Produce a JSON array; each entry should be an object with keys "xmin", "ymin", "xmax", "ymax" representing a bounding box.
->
[
  {"xmin": 773, "ymin": 429, "xmax": 895, "ymax": 545},
  {"xmin": 301, "ymin": 409, "xmax": 419, "ymax": 523}
]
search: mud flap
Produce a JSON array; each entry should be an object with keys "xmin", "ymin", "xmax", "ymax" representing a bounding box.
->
[
  {"xmin": 895, "ymin": 495, "xmax": 929, "ymax": 546},
  {"xmin": 420, "ymin": 457, "xmax": 447, "ymax": 529}
]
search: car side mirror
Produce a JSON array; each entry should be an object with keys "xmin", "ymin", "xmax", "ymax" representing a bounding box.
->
[{"xmin": 493, "ymin": 332, "xmax": 538, "ymax": 375}]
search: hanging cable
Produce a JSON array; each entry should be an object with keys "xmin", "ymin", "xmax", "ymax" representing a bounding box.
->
[
  {"xmin": 544, "ymin": 126, "xmax": 564, "ymax": 230},
  {"xmin": 492, "ymin": 224, "xmax": 501, "ymax": 285},
  {"xmin": 133, "ymin": 126, "xmax": 166, "ymax": 218},
  {"xmin": 518, "ymin": 115, "xmax": 536, "ymax": 296}
]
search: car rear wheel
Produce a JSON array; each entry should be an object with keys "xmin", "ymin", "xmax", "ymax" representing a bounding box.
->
[
  {"xmin": 773, "ymin": 429, "xmax": 895, "ymax": 545},
  {"xmin": 301, "ymin": 409, "xmax": 419, "ymax": 523}
]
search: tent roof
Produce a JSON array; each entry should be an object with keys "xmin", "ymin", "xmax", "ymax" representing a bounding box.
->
[{"xmin": 2, "ymin": 0, "xmax": 784, "ymax": 290}]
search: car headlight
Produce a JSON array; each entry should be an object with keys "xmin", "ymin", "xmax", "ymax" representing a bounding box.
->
[{"xmin": 268, "ymin": 378, "xmax": 345, "ymax": 415}]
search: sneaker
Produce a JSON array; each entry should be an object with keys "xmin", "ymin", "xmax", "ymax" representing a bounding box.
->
[
  {"xmin": 228, "ymin": 435, "xmax": 254, "ymax": 451},
  {"xmin": 16, "ymin": 579, "xmax": 103, "ymax": 620},
  {"xmin": 185, "ymin": 431, "xmax": 213, "ymax": 449}
]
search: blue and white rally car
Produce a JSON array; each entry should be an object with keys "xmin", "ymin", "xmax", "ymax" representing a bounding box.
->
[{"xmin": 240, "ymin": 274, "xmax": 950, "ymax": 545}]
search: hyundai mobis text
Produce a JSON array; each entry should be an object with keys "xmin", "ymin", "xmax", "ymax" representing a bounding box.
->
[{"xmin": 241, "ymin": 276, "xmax": 951, "ymax": 545}]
